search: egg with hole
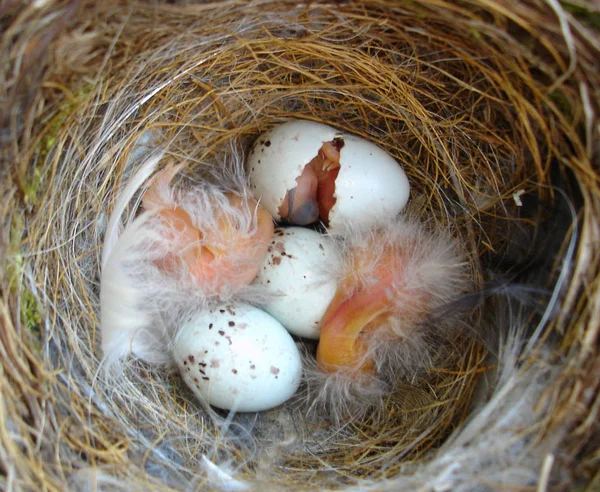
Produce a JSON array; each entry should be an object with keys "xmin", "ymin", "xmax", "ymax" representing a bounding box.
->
[
  {"xmin": 247, "ymin": 120, "xmax": 410, "ymax": 232},
  {"xmin": 254, "ymin": 227, "xmax": 339, "ymax": 339},
  {"xmin": 173, "ymin": 303, "xmax": 302, "ymax": 412}
]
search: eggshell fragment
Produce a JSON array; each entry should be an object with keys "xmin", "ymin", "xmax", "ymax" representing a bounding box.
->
[
  {"xmin": 173, "ymin": 303, "xmax": 302, "ymax": 412},
  {"xmin": 247, "ymin": 120, "xmax": 410, "ymax": 232},
  {"xmin": 254, "ymin": 227, "xmax": 339, "ymax": 339}
]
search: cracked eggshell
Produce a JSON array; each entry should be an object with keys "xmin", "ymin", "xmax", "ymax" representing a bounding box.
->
[
  {"xmin": 247, "ymin": 120, "xmax": 410, "ymax": 232},
  {"xmin": 254, "ymin": 227, "xmax": 339, "ymax": 339},
  {"xmin": 173, "ymin": 303, "xmax": 302, "ymax": 412},
  {"xmin": 248, "ymin": 120, "xmax": 338, "ymax": 221}
]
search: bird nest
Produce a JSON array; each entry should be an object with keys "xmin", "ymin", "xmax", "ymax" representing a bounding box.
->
[{"xmin": 1, "ymin": 0, "xmax": 599, "ymax": 490}]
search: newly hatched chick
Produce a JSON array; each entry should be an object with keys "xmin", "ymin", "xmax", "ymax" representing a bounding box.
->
[
  {"xmin": 142, "ymin": 163, "xmax": 274, "ymax": 290},
  {"xmin": 277, "ymin": 140, "xmax": 341, "ymax": 225},
  {"xmin": 303, "ymin": 217, "xmax": 470, "ymax": 421},
  {"xmin": 100, "ymin": 154, "xmax": 274, "ymax": 372}
]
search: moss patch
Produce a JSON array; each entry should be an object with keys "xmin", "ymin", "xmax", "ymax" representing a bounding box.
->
[{"xmin": 561, "ymin": 2, "xmax": 600, "ymax": 30}]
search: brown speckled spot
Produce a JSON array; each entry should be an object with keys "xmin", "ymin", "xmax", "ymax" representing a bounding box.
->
[
  {"xmin": 220, "ymin": 309, "xmax": 225, "ymax": 313},
  {"xmin": 332, "ymin": 137, "xmax": 345, "ymax": 151},
  {"xmin": 250, "ymin": 364, "xmax": 256, "ymax": 370},
  {"xmin": 188, "ymin": 355, "xmax": 195, "ymax": 363},
  {"xmin": 202, "ymin": 376, "xmax": 210, "ymax": 381},
  {"xmin": 232, "ymin": 369, "xmax": 238, "ymax": 375},
  {"xmin": 226, "ymin": 336, "xmax": 233, "ymax": 346},
  {"xmin": 273, "ymin": 256, "xmax": 281, "ymax": 265},
  {"xmin": 211, "ymin": 359, "xmax": 220, "ymax": 368},
  {"xmin": 270, "ymin": 366, "xmax": 280, "ymax": 375},
  {"xmin": 265, "ymin": 140, "xmax": 271, "ymax": 147},
  {"xmin": 218, "ymin": 330, "xmax": 225, "ymax": 336},
  {"xmin": 209, "ymin": 323, "xmax": 213, "ymax": 329},
  {"xmin": 199, "ymin": 362, "xmax": 207, "ymax": 367},
  {"xmin": 228, "ymin": 321, "xmax": 235, "ymax": 327}
]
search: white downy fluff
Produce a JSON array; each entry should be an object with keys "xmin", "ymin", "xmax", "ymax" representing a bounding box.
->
[
  {"xmin": 101, "ymin": 152, "xmax": 163, "ymax": 269},
  {"xmin": 301, "ymin": 216, "xmax": 471, "ymax": 423},
  {"xmin": 99, "ymin": 152, "xmax": 272, "ymax": 374}
]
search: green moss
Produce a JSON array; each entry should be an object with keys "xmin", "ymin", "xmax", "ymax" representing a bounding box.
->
[
  {"xmin": 469, "ymin": 28, "xmax": 481, "ymax": 40},
  {"xmin": 4, "ymin": 215, "xmax": 42, "ymax": 349},
  {"xmin": 23, "ymin": 166, "xmax": 43, "ymax": 208},
  {"xmin": 549, "ymin": 90, "xmax": 573, "ymax": 120},
  {"xmin": 28, "ymin": 85, "xmax": 95, "ymax": 207},
  {"xmin": 21, "ymin": 289, "xmax": 42, "ymax": 336},
  {"xmin": 6, "ymin": 214, "xmax": 24, "ymax": 286},
  {"xmin": 561, "ymin": 2, "xmax": 600, "ymax": 30}
]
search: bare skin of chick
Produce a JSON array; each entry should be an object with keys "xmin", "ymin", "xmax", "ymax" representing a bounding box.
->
[
  {"xmin": 278, "ymin": 140, "xmax": 342, "ymax": 226},
  {"xmin": 143, "ymin": 165, "xmax": 274, "ymax": 290},
  {"xmin": 316, "ymin": 224, "xmax": 466, "ymax": 375},
  {"xmin": 316, "ymin": 243, "xmax": 418, "ymax": 373}
]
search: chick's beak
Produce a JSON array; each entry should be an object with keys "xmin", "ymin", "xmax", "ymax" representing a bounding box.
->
[
  {"xmin": 316, "ymin": 278, "xmax": 395, "ymax": 373},
  {"xmin": 316, "ymin": 251, "xmax": 398, "ymax": 373}
]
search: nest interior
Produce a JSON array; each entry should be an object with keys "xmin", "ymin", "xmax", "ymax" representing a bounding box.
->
[{"xmin": 1, "ymin": 0, "xmax": 599, "ymax": 490}]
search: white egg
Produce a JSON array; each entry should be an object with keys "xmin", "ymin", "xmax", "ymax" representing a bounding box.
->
[
  {"xmin": 254, "ymin": 227, "xmax": 339, "ymax": 339},
  {"xmin": 173, "ymin": 303, "xmax": 302, "ymax": 412},
  {"xmin": 247, "ymin": 120, "xmax": 410, "ymax": 232}
]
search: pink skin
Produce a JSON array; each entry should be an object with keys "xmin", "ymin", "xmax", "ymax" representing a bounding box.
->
[
  {"xmin": 143, "ymin": 165, "xmax": 274, "ymax": 290},
  {"xmin": 277, "ymin": 165, "xmax": 319, "ymax": 225},
  {"xmin": 278, "ymin": 141, "xmax": 341, "ymax": 226},
  {"xmin": 317, "ymin": 236, "xmax": 430, "ymax": 374}
]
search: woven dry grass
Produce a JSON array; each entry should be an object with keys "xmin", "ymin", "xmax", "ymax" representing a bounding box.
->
[{"xmin": 1, "ymin": 0, "xmax": 599, "ymax": 490}]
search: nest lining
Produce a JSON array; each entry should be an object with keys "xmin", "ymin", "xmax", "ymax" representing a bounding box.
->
[{"xmin": 1, "ymin": 0, "xmax": 599, "ymax": 490}]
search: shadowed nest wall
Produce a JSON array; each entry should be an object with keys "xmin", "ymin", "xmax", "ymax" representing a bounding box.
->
[{"xmin": 1, "ymin": 0, "xmax": 599, "ymax": 490}]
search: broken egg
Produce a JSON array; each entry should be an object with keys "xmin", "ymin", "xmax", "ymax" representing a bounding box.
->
[
  {"xmin": 254, "ymin": 227, "xmax": 339, "ymax": 339},
  {"xmin": 247, "ymin": 120, "xmax": 410, "ymax": 232},
  {"xmin": 173, "ymin": 303, "xmax": 302, "ymax": 412}
]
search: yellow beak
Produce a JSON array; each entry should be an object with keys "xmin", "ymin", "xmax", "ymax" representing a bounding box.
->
[{"xmin": 316, "ymin": 247, "xmax": 401, "ymax": 373}]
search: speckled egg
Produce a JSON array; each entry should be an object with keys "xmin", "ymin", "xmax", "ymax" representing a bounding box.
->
[
  {"xmin": 254, "ymin": 227, "xmax": 339, "ymax": 339},
  {"xmin": 173, "ymin": 303, "xmax": 302, "ymax": 412},
  {"xmin": 247, "ymin": 120, "xmax": 410, "ymax": 232}
]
